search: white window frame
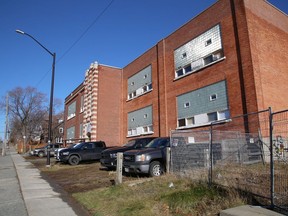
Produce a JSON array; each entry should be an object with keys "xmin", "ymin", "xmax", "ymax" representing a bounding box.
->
[
  {"xmin": 210, "ymin": 94, "xmax": 217, "ymax": 101},
  {"xmin": 184, "ymin": 102, "xmax": 190, "ymax": 108},
  {"xmin": 205, "ymin": 38, "xmax": 212, "ymax": 46},
  {"xmin": 127, "ymin": 82, "xmax": 152, "ymax": 101},
  {"xmin": 177, "ymin": 110, "xmax": 230, "ymax": 129}
]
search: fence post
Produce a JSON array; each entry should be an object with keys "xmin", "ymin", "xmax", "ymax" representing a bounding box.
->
[
  {"xmin": 269, "ymin": 107, "xmax": 275, "ymax": 209},
  {"xmin": 166, "ymin": 147, "xmax": 171, "ymax": 174},
  {"xmin": 115, "ymin": 152, "xmax": 123, "ymax": 185},
  {"xmin": 209, "ymin": 123, "xmax": 213, "ymax": 187}
]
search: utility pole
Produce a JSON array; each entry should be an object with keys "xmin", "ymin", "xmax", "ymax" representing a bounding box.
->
[{"xmin": 2, "ymin": 94, "xmax": 8, "ymax": 156}]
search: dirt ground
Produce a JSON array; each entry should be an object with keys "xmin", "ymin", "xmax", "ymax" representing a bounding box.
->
[{"xmin": 24, "ymin": 156, "xmax": 135, "ymax": 194}]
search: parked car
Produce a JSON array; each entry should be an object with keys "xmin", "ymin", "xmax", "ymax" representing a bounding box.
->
[
  {"xmin": 54, "ymin": 143, "xmax": 76, "ymax": 161},
  {"xmin": 31, "ymin": 143, "xmax": 64, "ymax": 157},
  {"xmin": 123, "ymin": 137, "xmax": 171, "ymax": 177},
  {"xmin": 58, "ymin": 141, "xmax": 108, "ymax": 165},
  {"xmin": 100, "ymin": 137, "xmax": 156, "ymax": 170}
]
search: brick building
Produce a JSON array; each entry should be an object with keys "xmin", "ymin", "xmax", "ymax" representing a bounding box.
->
[
  {"xmin": 64, "ymin": 62, "xmax": 122, "ymax": 146},
  {"xmin": 64, "ymin": 0, "xmax": 288, "ymax": 146}
]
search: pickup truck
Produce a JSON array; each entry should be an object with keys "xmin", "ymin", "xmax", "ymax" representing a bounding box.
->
[
  {"xmin": 58, "ymin": 141, "xmax": 107, "ymax": 165},
  {"xmin": 123, "ymin": 137, "xmax": 170, "ymax": 177},
  {"xmin": 100, "ymin": 137, "xmax": 156, "ymax": 170}
]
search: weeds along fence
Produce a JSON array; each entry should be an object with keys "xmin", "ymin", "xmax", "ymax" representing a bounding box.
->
[{"xmin": 170, "ymin": 108, "xmax": 288, "ymax": 212}]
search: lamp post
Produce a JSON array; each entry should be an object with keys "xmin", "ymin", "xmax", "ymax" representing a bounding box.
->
[{"xmin": 16, "ymin": 29, "xmax": 56, "ymax": 167}]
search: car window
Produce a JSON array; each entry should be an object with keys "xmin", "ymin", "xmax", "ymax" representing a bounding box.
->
[
  {"xmin": 85, "ymin": 143, "xmax": 94, "ymax": 149},
  {"xmin": 146, "ymin": 138, "xmax": 169, "ymax": 148},
  {"xmin": 74, "ymin": 143, "xmax": 84, "ymax": 149},
  {"xmin": 124, "ymin": 140, "xmax": 136, "ymax": 147},
  {"xmin": 95, "ymin": 142, "xmax": 104, "ymax": 148}
]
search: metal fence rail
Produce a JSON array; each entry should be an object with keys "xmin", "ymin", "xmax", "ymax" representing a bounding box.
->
[{"xmin": 170, "ymin": 108, "xmax": 288, "ymax": 213}]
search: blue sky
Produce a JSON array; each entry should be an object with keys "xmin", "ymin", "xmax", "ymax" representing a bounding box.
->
[{"xmin": 0, "ymin": 0, "xmax": 287, "ymax": 139}]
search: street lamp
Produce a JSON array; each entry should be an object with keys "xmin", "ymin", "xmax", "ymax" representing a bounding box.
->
[{"xmin": 16, "ymin": 29, "xmax": 56, "ymax": 167}]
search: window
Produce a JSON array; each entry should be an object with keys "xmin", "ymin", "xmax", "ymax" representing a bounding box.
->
[
  {"xmin": 178, "ymin": 119, "xmax": 186, "ymax": 127},
  {"xmin": 67, "ymin": 126, "xmax": 75, "ymax": 139},
  {"xmin": 127, "ymin": 105, "xmax": 153, "ymax": 136},
  {"xmin": 176, "ymin": 68, "xmax": 184, "ymax": 77},
  {"xmin": 177, "ymin": 81, "xmax": 229, "ymax": 127},
  {"xmin": 208, "ymin": 112, "xmax": 218, "ymax": 122},
  {"xmin": 174, "ymin": 25, "xmax": 223, "ymax": 79},
  {"xmin": 205, "ymin": 39, "xmax": 212, "ymax": 46},
  {"xmin": 186, "ymin": 117, "xmax": 195, "ymax": 126},
  {"xmin": 184, "ymin": 102, "xmax": 190, "ymax": 108},
  {"xmin": 80, "ymin": 95, "xmax": 84, "ymax": 112},
  {"xmin": 178, "ymin": 117, "xmax": 194, "ymax": 127},
  {"xmin": 67, "ymin": 101, "xmax": 76, "ymax": 120},
  {"xmin": 210, "ymin": 94, "xmax": 217, "ymax": 101},
  {"xmin": 127, "ymin": 65, "xmax": 152, "ymax": 100},
  {"xmin": 181, "ymin": 52, "xmax": 187, "ymax": 58},
  {"xmin": 143, "ymin": 125, "xmax": 153, "ymax": 133},
  {"xmin": 184, "ymin": 64, "xmax": 192, "ymax": 74},
  {"xmin": 204, "ymin": 55, "xmax": 213, "ymax": 65},
  {"xmin": 79, "ymin": 124, "xmax": 83, "ymax": 138}
]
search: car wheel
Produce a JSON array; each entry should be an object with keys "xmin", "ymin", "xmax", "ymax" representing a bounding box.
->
[
  {"xmin": 38, "ymin": 151, "xmax": 44, "ymax": 157},
  {"xmin": 68, "ymin": 155, "xmax": 80, "ymax": 165},
  {"xmin": 149, "ymin": 161, "xmax": 163, "ymax": 177}
]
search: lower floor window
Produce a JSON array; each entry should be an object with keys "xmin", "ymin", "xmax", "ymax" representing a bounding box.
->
[
  {"xmin": 178, "ymin": 110, "xmax": 229, "ymax": 128},
  {"xmin": 208, "ymin": 112, "xmax": 218, "ymax": 122},
  {"xmin": 128, "ymin": 125, "xmax": 153, "ymax": 136}
]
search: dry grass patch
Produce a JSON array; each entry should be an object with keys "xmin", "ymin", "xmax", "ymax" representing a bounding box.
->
[{"xmin": 73, "ymin": 174, "xmax": 247, "ymax": 216}]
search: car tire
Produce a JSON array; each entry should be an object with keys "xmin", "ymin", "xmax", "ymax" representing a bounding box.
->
[
  {"xmin": 149, "ymin": 161, "xmax": 163, "ymax": 177},
  {"xmin": 68, "ymin": 155, "xmax": 80, "ymax": 165},
  {"xmin": 38, "ymin": 151, "xmax": 44, "ymax": 157}
]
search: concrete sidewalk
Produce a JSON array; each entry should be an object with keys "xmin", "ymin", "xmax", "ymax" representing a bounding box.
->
[
  {"xmin": 0, "ymin": 148, "xmax": 28, "ymax": 216},
  {"xmin": 0, "ymin": 147, "xmax": 78, "ymax": 216}
]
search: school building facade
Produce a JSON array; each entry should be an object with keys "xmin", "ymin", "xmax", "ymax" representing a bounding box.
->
[{"xmin": 64, "ymin": 0, "xmax": 288, "ymax": 146}]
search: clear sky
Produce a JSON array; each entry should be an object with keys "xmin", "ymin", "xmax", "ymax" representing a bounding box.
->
[{"xmin": 0, "ymin": 0, "xmax": 287, "ymax": 140}]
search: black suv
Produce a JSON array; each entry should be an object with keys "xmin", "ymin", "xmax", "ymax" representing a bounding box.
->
[
  {"xmin": 100, "ymin": 137, "xmax": 156, "ymax": 170},
  {"xmin": 58, "ymin": 141, "xmax": 107, "ymax": 165}
]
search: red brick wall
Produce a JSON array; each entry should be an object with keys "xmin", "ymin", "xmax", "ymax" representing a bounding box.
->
[
  {"xmin": 97, "ymin": 65, "xmax": 122, "ymax": 146},
  {"xmin": 122, "ymin": 47, "xmax": 160, "ymax": 142},
  {"xmin": 121, "ymin": 0, "xmax": 250, "ymax": 139},
  {"xmin": 64, "ymin": 84, "xmax": 85, "ymax": 141},
  {"xmin": 120, "ymin": 0, "xmax": 288, "ymax": 141},
  {"xmin": 244, "ymin": 0, "xmax": 288, "ymax": 112}
]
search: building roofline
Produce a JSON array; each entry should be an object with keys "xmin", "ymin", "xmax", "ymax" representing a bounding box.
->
[
  {"xmin": 65, "ymin": 82, "xmax": 84, "ymax": 103},
  {"xmin": 123, "ymin": 0, "xmax": 218, "ymax": 69}
]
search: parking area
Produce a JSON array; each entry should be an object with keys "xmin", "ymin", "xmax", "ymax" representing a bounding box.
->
[{"xmin": 24, "ymin": 156, "xmax": 135, "ymax": 194}]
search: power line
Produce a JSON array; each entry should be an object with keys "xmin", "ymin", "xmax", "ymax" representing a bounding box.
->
[
  {"xmin": 34, "ymin": 0, "xmax": 116, "ymax": 89},
  {"xmin": 58, "ymin": 0, "xmax": 115, "ymax": 62}
]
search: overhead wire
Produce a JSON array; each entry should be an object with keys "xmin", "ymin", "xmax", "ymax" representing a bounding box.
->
[{"xmin": 34, "ymin": 0, "xmax": 115, "ymax": 88}]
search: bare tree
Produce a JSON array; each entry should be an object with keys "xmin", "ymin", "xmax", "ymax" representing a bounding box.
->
[
  {"xmin": 4, "ymin": 87, "xmax": 47, "ymax": 143},
  {"xmin": 0, "ymin": 86, "xmax": 64, "ymax": 145}
]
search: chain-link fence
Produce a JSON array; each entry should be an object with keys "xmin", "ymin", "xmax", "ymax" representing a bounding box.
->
[
  {"xmin": 271, "ymin": 109, "xmax": 288, "ymax": 212},
  {"xmin": 170, "ymin": 108, "xmax": 288, "ymax": 213}
]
